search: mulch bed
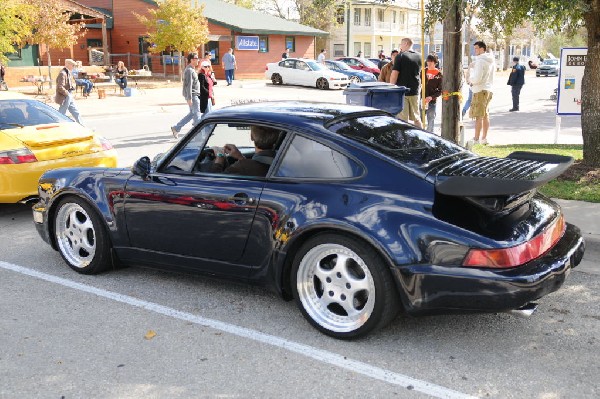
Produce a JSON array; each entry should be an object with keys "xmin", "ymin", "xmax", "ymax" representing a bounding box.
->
[{"xmin": 558, "ymin": 160, "xmax": 600, "ymax": 184}]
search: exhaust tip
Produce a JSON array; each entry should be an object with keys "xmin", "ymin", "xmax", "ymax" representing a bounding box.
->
[{"xmin": 508, "ymin": 302, "xmax": 538, "ymax": 318}]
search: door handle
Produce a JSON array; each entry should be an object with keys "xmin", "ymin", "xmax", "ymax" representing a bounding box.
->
[{"xmin": 229, "ymin": 193, "xmax": 255, "ymax": 205}]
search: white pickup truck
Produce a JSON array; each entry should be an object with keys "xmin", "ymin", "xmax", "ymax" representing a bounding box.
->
[{"xmin": 265, "ymin": 58, "xmax": 350, "ymax": 90}]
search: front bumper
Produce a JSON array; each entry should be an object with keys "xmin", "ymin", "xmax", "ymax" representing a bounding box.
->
[
  {"xmin": 536, "ymin": 69, "xmax": 558, "ymax": 76},
  {"xmin": 394, "ymin": 223, "xmax": 585, "ymax": 314}
]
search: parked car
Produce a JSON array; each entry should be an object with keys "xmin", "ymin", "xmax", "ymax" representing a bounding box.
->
[
  {"xmin": 536, "ymin": 59, "xmax": 560, "ymax": 77},
  {"xmin": 265, "ymin": 58, "xmax": 349, "ymax": 90},
  {"xmin": 0, "ymin": 91, "xmax": 117, "ymax": 203},
  {"xmin": 33, "ymin": 102, "xmax": 585, "ymax": 339},
  {"xmin": 336, "ymin": 57, "xmax": 381, "ymax": 78},
  {"xmin": 324, "ymin": 60, "xmax": 376, "ymax": 84},
  {"xmin": 369, "ymin": 57, "xmax": 391, "ymax": 69}
]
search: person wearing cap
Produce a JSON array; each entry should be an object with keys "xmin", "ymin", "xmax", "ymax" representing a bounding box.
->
[
  {"xmin": 171, "ymin": 52, "xmax": 201, "ymax": 138},
  {"xmin": 55, "ymin": 59, "xmax": 83, "ymax": 125},
  {"xmin": 198, "ymin": 60, "xmax": 215, "ymax": 113},
  {"xmin": 507, "ymin": 56, "xmax": 525, "ymax": 112}
]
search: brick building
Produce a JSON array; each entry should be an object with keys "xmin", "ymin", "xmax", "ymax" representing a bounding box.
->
[{"xmin": 10, "ymin": 0, "xmax": 328, "ymax": 80}]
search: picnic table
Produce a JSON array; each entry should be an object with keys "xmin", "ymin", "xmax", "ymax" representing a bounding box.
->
[{"xmin": 21, "ymin": 76, "xmax": 50, "ymax": 95}]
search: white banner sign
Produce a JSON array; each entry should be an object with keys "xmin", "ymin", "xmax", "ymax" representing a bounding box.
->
[{"xmin": 557, "ymin": 47, "xmax": 587, "ymax": 115}]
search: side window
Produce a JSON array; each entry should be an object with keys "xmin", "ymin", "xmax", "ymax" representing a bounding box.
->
[
  {"xmin": 162, "ymin": 124, "xmax": 213, "ymax": 173},
  {"xmin": 282, "ymin": 59, "xmax": 295, "ymax": 68},
  {"xmin": 275, "ymin": 135, "xmax": 362, "ymax": 179}
]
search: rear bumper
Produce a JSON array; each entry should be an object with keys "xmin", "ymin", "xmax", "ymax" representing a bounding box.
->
[{"xmin": 395, "ymin": 223, "xmax": 585, "ymax": 315}]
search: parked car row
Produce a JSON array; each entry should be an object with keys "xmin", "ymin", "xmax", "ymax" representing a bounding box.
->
[{"xmin": 265, "ymin": 57, "xmax": 382, "ymax": 90}]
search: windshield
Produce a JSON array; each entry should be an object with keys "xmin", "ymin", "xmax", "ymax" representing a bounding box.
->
[
  {"xmin": 0, "ymin": 99, "xmax": 73, "ymax": 129},
  {"xmin": 330, "ymin": 115, "xmax": 467, "ymax": 169},
  {"xmin": 332, "ymin": 61, "xmax": 351, "ymax": 70},
  {"xmin": 307, "ymin": 61, "xmax": 325, "ymax": 71},
  {"xmin": 543, "ymin": 59, "xmax": 558, "ymax": 65},
  {"xmin": 360, "ymin": 58, "xmax": 378, "ymax": 68}
]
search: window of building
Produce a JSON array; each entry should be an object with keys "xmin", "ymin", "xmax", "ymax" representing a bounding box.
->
[
  {"xmin": 434, "ymin": 44, "xmax": 442, "ymax": 53},
  {"xmin": 365, "ymin": 9, "xmax": 371, "ymax": 26},
  {"xmin": 354, "ymin": 8, "xmax": 361, "ymax": 25},
  {"xmin": 392, "ymin": 11, "xmax": 396, "ymax": 24},
  {"xmin": 377, "ymin": 9, "xmax": 384, "ymax": 22},
  {"xmin": 353, "ymin": 42, "xmax": 361, "ymax": 56},
  {"xmin": 285, "ymin": 36, "xmax": 295, "ymax": 52},
  {"xmin": 399, "ymin": 12, "xmax": 406, "ymax": 28},
  {"xmin": 364, "ymin": 42, "xmax": 371, "ymax": 58},
  {"xmin": 336, "ymin": 6, "xmax": 345, "ymax": 24},
  {"xmin": 87, "ymin": 39, "xmax": 102, "ymax": 48},
  {"xmin": 259, "ymin": 36, "xmax": 269, "ymax": 53},
  {"xmin": 333, "ymin": 44, "xmax": 345, "ymax": 57},
  {"xmin": 206, "ymin": 41, "xmax": 219, "ymax": 64}
]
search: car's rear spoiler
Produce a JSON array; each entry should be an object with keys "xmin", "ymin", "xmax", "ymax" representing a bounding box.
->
[{"xmin": 435, "ymin": 151, "xmax": 574, "ymax": 196}]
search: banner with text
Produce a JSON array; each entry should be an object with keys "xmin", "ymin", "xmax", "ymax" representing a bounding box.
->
[
  {"xmin": 236, "ymin": 36, "xmax": 259, "ymax": 51},
  {"xmin": 557, "ymin": 48, "xmax": 587, "ymax": 115}
]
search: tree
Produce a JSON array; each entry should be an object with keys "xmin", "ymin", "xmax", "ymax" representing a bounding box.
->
[
  {"xmin": 221, "ymin": 0, "xmax": 256, "ymax": 9},
  {"xmin": 0, "ymin": 1, "xmax": 34, "ymax": 64},
  {"xmin": 135, "ymin": 0, "xmax": 209, "ymax": 77},
  {"xmin": 23, "ymin": 0, "xmax": 87, "ymax": 88},
  {"xmin": 428, "ymin": 0, "xmax": 599, "ymax": 167}
]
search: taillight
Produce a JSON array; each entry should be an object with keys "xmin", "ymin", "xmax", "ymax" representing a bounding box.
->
[
  {"xmin": 462, "ymin": 214, "xmax": 565, "ymax": 268},
  {"xmin": 0, "ymin": 148, "xmax": 38, "ymax": 164}
]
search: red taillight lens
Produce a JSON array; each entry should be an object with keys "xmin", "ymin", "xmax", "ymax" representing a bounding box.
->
[
  {"xmin": 0, "ymin": 148, "xmax": 38, "ymax": 164},
  {"xmin": 463, "ymin": 214, "xmax": 566, "ymax": 268}
]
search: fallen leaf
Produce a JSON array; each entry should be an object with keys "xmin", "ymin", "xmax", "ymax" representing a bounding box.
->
[{"xmin": 144, "ymin": 330, "xmax": 157, "ymax": 340}]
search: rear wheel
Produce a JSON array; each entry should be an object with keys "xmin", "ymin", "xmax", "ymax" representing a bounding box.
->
[
  {"xmin": 349, "ymin": 76, "xmax": 361, "ymax": 84},
  {"xmin": 291, "ymin": 233, "xmax": 400, "ymax": 339},
  {"xmin": 316, "ymin": 78, "xmax": 329, "ymax": 90},
  {"xmin": 271, "ymin": 73, "xmax": 283, "ymax": 85},
  {"xmin": 54, "ymin": 197, "xmax": 112, "ymax": 274}
]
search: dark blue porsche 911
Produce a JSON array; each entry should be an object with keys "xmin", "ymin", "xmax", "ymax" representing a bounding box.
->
[{"xmin": 32, "ymin": 102, "xmax": 585, "ymax": 339}]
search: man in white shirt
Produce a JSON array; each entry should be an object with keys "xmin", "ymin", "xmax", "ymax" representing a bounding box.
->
[
  {"xmin": 317, "ymin": 49, "xmax": 326, "ymax": 65},
  {"xmin": 469, "ymin": 41, "xmax": 495, "ymax": 144}
]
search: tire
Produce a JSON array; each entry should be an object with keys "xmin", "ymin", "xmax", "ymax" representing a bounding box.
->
[
  {"xmin": 291, "ymin": 233, "xmax": 400, "ymax": 339},
  {"xmin": 349, "ymin": 75, "xmax": 361, "ymax": 84},
  {"xmin": 271, "ymin": 73, "xmax": 283, "ymax": 85},
  {"xmin": 54, "ymin": 196, "xmax": 112, "ymax": 274},
  {"xmin": 316, "ymin": 78, "xmax": 329, "ymax": 90}
]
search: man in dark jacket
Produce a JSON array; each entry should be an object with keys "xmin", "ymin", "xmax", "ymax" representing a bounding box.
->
[
  {"xmin": 211, "ymin": 126, "xmax": 280, "ymax": 177},
  {"xmin": 508, "ymin": 56, "xmax": 525, "ymax": 111},
  {"xmin": 424, "ymin": 54, "xmax": 443, "ymax": 132},
  {"xmin": 389, "ymin": 37, "xmax": 423, "ymax": 128}
]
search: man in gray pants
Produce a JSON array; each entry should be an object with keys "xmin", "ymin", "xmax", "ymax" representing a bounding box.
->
[{"xmin": 171, "ymin": 52, "xmax": 201, "ymax": 138}]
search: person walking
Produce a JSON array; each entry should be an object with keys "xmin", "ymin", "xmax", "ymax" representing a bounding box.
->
[
  {"xmin": 55, "ymin": 59, "xmax": 83, "ymax": 125},
  {"xmin": 115, "ymin": 61, "xmax": 128, "ymax": 90},
  {"xmin": 317, "ymin": 49, "xmax": 326, "ymax": 65},
  {"xmin": 389, "ymin": 37, "xmax": 423, "ymax": 128},
  {"xmin": 424, "ymin": 54, "xmax": 443, "ymax": 133},
  {"xmin": 507, "ymin": 56, "xmax": 525, "ymax": 112},
  {"xmin": 222, "ymin": 48, "xmax": 237, "ymax": 86},
  {"xmin": 170, "ymin": 52, "xmax": 201, "ymax": 138},
  {"xmin": 198, "ymin": 60, "xmax": 215, "ymax": 113},
  {"xmin": 469, "ymin": 41, "xmax": 495, "ymax": 144},
  {"xmin": 378, "ymin": 49, "xmax": 398, "ymax": 83},
  {"xmin": 282, "ymin": 48, "xmax": 290, "ymax": 60}
]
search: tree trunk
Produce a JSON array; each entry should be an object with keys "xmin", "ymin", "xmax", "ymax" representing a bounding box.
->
[
  {"xmin": 47, "ymin": 48, "xmax": 53, "ymax": 89},
  {"xmin": 581, "ymin": 6, "xmax": 600, "ymax": 167},
  {"xmin": 503, "ymin": 36, "xmax": 511, "ymax": 71},
  {"xmin": 440, "ymin": 1, "xmax": 463, "ymax": 143}
]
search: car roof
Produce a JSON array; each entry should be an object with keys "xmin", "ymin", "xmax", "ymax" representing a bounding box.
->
[
  {"xmin": 202, "ymin": 101, "xmax": 382, "ymax": 132},
  {"xmin": 283, "ymin": 58, "xmax": 316, "ymax": 62}
]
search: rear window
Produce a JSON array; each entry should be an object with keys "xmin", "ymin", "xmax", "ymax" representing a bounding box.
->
[
  {"xmin": 0, "ymin": 99, "xmax": 73, "ymax": 129},
  {"xmin": 330, "ymin": 115, "xmax": 466, "ymax": 167}
]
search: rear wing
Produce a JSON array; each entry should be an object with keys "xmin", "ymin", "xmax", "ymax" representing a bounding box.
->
[{"xmin": 435, "ymin": 151, "xmax": 573, "ymax": 196}]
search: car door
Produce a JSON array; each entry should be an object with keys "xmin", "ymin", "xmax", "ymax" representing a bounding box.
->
[
  {"xmin": 279, "ymin": 59, "xmax": 297, "ymax": 84},
  {"xmin": 123, "ymin": 123, "xmax": 266, "ymax": 275},
  {"xmin": 294, "ymin": 60, "xmax": 314, "ymax": 86}
]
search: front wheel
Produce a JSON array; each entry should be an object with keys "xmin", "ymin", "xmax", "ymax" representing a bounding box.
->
[
  {"xmin": 349, "ymin": 76, "xmax": 361, "ymax": 84},
  {"xmin": 291, "ymin": 233, "xmax": 400, "ymax": 339},
  {"xmin": 271, "ymin": 73, "xmax": 283, "ymax": 85},
  {"xmin": 54, "ymin": 197, "xmax": 112, "ymax": 274},
  {"xmin": 316, "ymin": 78, "xmax": 329, "ymax": 90}
]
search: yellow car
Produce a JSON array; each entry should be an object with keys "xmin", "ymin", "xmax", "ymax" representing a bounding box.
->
[{"xmin": 0, "ymin": 91, "xmax": 117, "ymax": 203}]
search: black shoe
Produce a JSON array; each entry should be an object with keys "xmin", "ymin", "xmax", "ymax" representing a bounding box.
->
[{"xmin": 509, "ymin": 108, "xmax": 519, "ymax": 112}]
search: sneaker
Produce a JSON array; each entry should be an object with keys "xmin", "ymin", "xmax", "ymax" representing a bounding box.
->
[
  {"xmin": 170, "ymin": 126, "xmax": 178, "ymax": 138},
  {"xmin": 481, "ymin": 138, "xmax": 488, "ymax": 145},
  {"xmin": 472, "ymin": 139, "xmax": 480, "ymax": 144}
]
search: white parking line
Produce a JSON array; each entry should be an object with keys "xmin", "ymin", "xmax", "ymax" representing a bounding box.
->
[{"xmin": 1, "ymin": 261, "xmax": 477, "ymax": 399}]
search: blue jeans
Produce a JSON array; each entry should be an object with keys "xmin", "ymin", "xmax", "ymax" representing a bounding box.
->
[
  {"xmin": 173, "ymin": 96, "xmax": 201, "ymax": 132},
  {"xmin": 59, "ymin": 93, "xmax": 83, "ymax": 125},
  {"xmin": 75, "ymin": 79, "xmax": 93, "ymax": 94},
  {"xmin": 426, "ymin": 102, "xmax": 437, "ymax": 132},
  {"xmin": 225, "ymin": 69, "xmax": 234, "ymax": 85},
  {"xmin": 462, "ymin": 88, "xmax": 473, "ymax": 118},
  {"xmin": 116, "ymin": 77, "xmax": 127, "ymax": 89}
]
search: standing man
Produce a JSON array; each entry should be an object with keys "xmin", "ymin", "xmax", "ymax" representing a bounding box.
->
[
  {"xmin": 378, "ymin": 49, "xmax": 398, "ymax": 83},
  {"xmin": 317, "ymin": 49, "xmax": 326, "ymax": 65},
  {"xmin": 507, "ymin": 56, "xmax": 525, "ymax": 112},
  {"xmin": 222, "ymin": 48, "xmax": 237, "ymax": 86},
  {"xmin": 171, "ymin": 52, "xmax": 201, "ymax": 138},
  {"xmin": 55, "ymin": 59, "xmax": 83, "ymax": 125},
  {"xmin": 282, "ymin": 48, "xmax": 290, "ymax": 60},
  {"xmin": 424, "ymin": 53, "xmax": 443, "ymax": 132},
  {"xmin": 389, "ymin": 37, "xmax": 423, "ymax": 128},
  {"xmin": 469, "ymin": 41, "xmax": 495, "ymax": 144}
]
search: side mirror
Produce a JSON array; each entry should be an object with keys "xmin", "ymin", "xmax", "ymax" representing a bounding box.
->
[{"xmin": 131, "ymin": 156, "xmax": 151, "ymax": 180}]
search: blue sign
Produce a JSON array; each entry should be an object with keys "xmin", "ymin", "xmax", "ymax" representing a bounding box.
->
[{"xmin": 236, "ymin": 36, "xmax": 259, "ymax": 51}]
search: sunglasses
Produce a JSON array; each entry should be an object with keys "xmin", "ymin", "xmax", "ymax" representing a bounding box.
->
[{"xmin": 202, "ymin": 65, "xmax": 210, "ymax": 68}]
